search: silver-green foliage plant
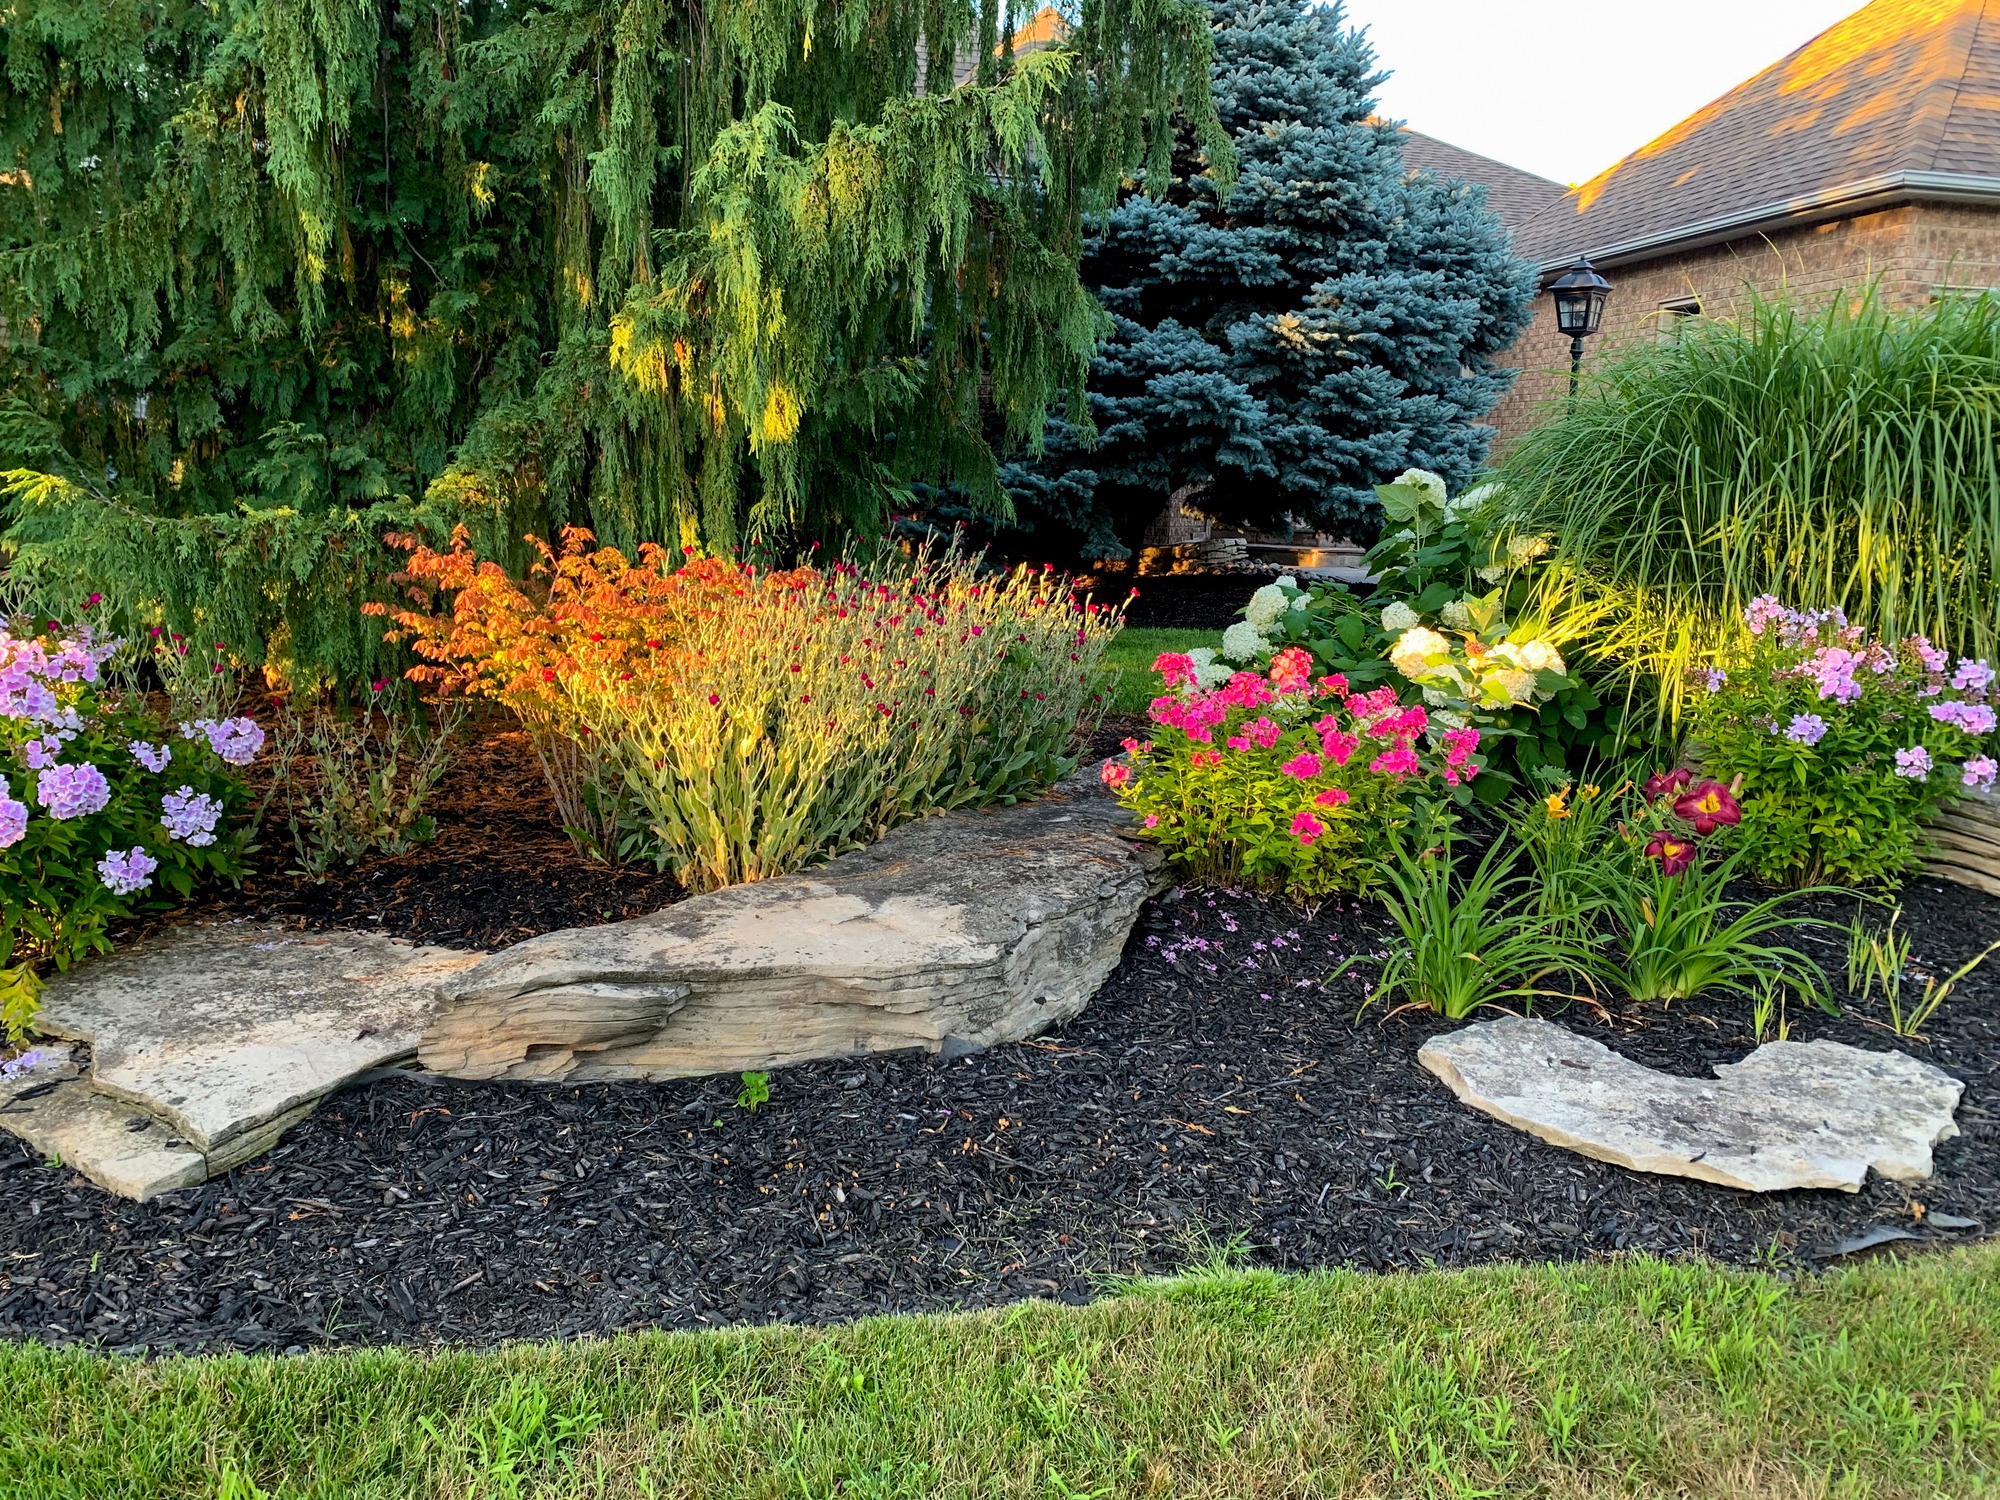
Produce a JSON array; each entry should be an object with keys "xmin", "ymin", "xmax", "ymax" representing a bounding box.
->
[{"xmin": 1503, "ymin": 288, "xmax": 2000, "ymax": 696}]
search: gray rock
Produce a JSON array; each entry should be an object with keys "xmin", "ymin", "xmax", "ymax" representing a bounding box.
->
[
  {"xmin": 1418, "ymin": 1013, "xmax": 1964, "ymax": 1193},
  {"xmin": 0, "ymin": 1043, "xmax": 206, "ymax": 1201},
  {"xmin": 422, "ymin": 776, "xmax": 1165, "ymax": 1082},
  {"xmin": 32, "ymin": 923, "xmax": 484, "ymax": 1165}
]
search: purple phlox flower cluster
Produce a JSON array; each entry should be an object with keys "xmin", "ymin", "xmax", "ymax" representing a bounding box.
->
[
  {"xmin": 20, "ymin": 734, "xmax": 65, "ymax": 769},
  {"xmin": 1909, "ymin": 636, "xmax": 1950, "ymax": 674},
  {"xmin": 0, "ymin": 776, "xmax": 26, "ymax": 849},
  {"xmin": 182, "ymin": 716, "xmax": 265, "ymax": 766},
  {"xmin": 1894, "ymin": 745, "xmax": 1934, "ymax": 779},
  {"xmin": 1964, "ymin": 756, "xmax": 1999, "ymax": 789},
  {"xmin": 0, "ymin": 1048, "xmax": 48, "ymax": 1079},
  {"xmin": 128, "ymin": 740, "xmax": 172, "ymax": 773},
  {"xmin": 1702, "ymin": 668, "xmax": 1727, "ymax": 693},
  {"xmin": 1796, "ymin": 647, "xmax": 1864, "ymax": 703},
  {"xmin": 96, "ymin": 846, "xmax": 157, "ymax": 896},
  {"xmin": 34, "ymin": 761, "xmax": 110, "ymax": 819},
  {"xmin": 1953, "ymin": 659, "xmax": 1997, "ymax": 694},
  {"xmin": 1745, "ymin": 595, "xmax": 1851, "ymax": 648},
  {"xmin": 1784, "ymin": 713, "xmax": 1829, "ymax": 746},
  {"xmin": 1928, "ymin": 699, "xmax": 1999, "ymax": 735},
  {"xmin": 160, "ymin": 786, "xmax": 221, "ymax": 847},
  {"xmin": 0, "ymin": 629, "xmax": 119, "ymax": 724}
]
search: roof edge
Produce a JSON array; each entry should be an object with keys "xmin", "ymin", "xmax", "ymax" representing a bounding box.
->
[{"xmin": 1533, "ymin": 170, "xmax": 2000, "ymax": 277}]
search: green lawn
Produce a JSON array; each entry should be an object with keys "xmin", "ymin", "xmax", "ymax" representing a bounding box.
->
[
  {"xmin": 3, "ymin": 1250, "xmax": 1996, "ymax": 1498},
  {"xmin": 1102, "ymin": 626, "xmax": 1217, "ymax": 716}
]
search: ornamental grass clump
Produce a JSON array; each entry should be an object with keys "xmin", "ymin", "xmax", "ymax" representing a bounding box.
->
[
  {"xmin": 1688, "ymin": 597, "xmax": 1999, "ymax": 887},
  {"xmin": 378, "ymin": 532, "xmax": 1118, "ymax": 891},
  {"xmin": 1099, "ymin": 646, "xmax": 1482, "ymax": 897},
  {"xmin": 0, "ymin": 621, "xmax": 258, "ymax": 1037}
]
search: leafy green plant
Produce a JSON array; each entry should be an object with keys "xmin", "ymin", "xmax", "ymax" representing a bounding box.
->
[
  {"xmin": 736, "ymin": 1071, "xmax": 771, "ymax": 1112},
  {"xmin": 269, "ymin": 683, "xmax": 464, "ymax": 878},
  {"xmin": 1367, "ymin": 820, "xmax": 1584, "ymax": 1019},
  {"xmin": 1885, "ymin": 937, "xmax": 2000, "ymax": 1041},
  {"xmin": 1506, "ymin": 289, "xmax": 2000, "ymax": 706},
  {"xmin": 1688, "ymin": 600, "xmax": 1997, "ymax": 887}
]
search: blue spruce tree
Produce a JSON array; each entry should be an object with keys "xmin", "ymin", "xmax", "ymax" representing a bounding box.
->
[{"xmin": 1006, "ymin": 0, "xmax": 1536, "ymax": 558}]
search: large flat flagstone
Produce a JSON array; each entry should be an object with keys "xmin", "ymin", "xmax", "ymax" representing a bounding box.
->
[
  {"xmin": 421, "ymin": 775, "xmax": 1166, "ymax": 1082},
  {"xmin": 1418, "ymin": 1014, "xmax": 1963, "ymax": 1193},
  {"xmin": 0, "ymin": 1043, "xmax": 207, "ymax": 1201},
  {"xmin": 28, "ymin": 924, "xmax": 483, "ymax": 1181}
]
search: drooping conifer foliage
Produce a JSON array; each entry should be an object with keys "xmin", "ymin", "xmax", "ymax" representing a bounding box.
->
[
  {"xmin": 1005, "ymin": 0, "xmax": 1534, "ymax": 558},
  {"xmin": 0, "ymin": 0, "xmax": 1224, "ymax": 675}
]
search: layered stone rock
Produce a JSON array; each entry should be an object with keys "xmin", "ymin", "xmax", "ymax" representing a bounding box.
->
[
  {"xmin": 1418, "ymin": 1013, "xmax": 1964, "ymax": 1193},
  {"xmin": 421, "ymin": 777, "xmax": 1165, "ymax": 1082}
]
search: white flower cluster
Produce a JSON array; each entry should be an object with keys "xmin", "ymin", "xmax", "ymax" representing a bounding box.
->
[
  {"xmin": 1389, "ymin": 626, "xmax": 1566, "ymax": 710},
  {"xmin": 1221, "ymin": 576, "xmax": 1305, "ymax": 663}
]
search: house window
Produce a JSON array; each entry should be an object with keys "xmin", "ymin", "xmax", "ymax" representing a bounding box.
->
[{"xmin": 1657, "ymin": 297, "xmax": 1702, "ymax": 338}]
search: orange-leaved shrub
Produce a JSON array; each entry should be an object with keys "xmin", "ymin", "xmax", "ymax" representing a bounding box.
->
[{"xmin": 372, "ymin": 530, "xmax": 1122, "ymax": 890}]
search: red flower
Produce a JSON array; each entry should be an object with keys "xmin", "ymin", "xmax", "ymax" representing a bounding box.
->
[
  {"xmin": 1643, "ymin": 768, "xmax": 1693, "ymax": 802},
  {"xmin": 1645, "ymin": 830, "xmax": 1697, "ymax": 876},
  {"xmin": 1099, "ymin": 759, "xmax": 1132, "ymax": 790},
  {"xmin": 1673, "ymin": 779, "xmax": 1741, "ymax": 834}
]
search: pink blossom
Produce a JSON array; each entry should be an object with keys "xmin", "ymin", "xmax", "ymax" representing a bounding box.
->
[
  {"xmin": 1313, "ymin": 787, "xmax": 1351, "ymax": 808},
  {"xmin": 1153, "ymin": 652, "xmax": 1198, "ymax": 690},
  {"xmin": 1929, "ymin": 700, "xmax": 1997, "ymax": 735},
  {"xmin": 1963, "ymin": 756, "xmax": 1998, "ymax": 788},
  {"xmin": 1268, "ymin": 647, "xmax": 1314, "ymax": 694},
  {"xmin": 1099, "ymin": 759, "xmax": 1132, "ymax": 790},
  {"xmin": 1290, "ymin": 809, "xmax": 1325, "ymax": 846},
  {"xmin": 1279, "ymin": 752, "xmax": 1323, "ymax": 779},
  {"xmin": 1246, "ymin": 717, "xmax": 1281, "ymax": 749},
  {"xmin": 1143, "ymin": 813, "xmax": 1160, "ymax": 828},
  {"xmin": 1894, "ymin": 745, "xmax": 1934, "ymax": 779},
  {"xmin": 1369, "ymin": 745, "xmax": 1420, "ymax": 777},
  {"xmin": 1319, "ymin": 727, "xmax": 1360, "ymax": 766},
  {"xmin": 1953, "ymin": 658, "xmax": 1996, "ymax": 694},
  {"xmin": 0, "ymin": 778, "xmax": 25, "ymax": 848}
]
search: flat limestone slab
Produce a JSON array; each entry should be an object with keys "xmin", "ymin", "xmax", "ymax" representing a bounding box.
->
[
  {"xmin": 1418, "ymin": 1014, "xmax": 1964, "ymax": 1193},
  {"xmin": 423, "ymin": 777, "xmax": 1166, "ymax": 1082},
  {"xmin": 35, "ymin": 923, "xmax": 484, "ymax": 1160},
  {"xmin": 0, "ymin": 1044, "xmax": 206, "ymax": 1201}
]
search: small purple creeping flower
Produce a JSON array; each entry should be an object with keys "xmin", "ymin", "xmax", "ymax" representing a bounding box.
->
[
  {"xmin": 34, "ymin": 761, "xmax": 111, "ymax": 820},
  {"xmin": 1953, "ymin": 658, "xmax": 1997, "ymax": 694},
  {"xmin": 1965, "ymin": 756, "xmax": 1999, "ymax": 789},
  {"xmin": 128, "ymin": 740, "xmax": 172, "ymax": 773},
  {"xmin": 188, "ymin": 716, "xmax": 265, "ymax": 767},
  {"xmin": 1742, "ymin": 595, "xmax": 1786, "ymax": 635},
  {"xmin": 0, "ymin": 1048, "xmax": 48, "ymax": 1079},
  {"xmin": 1894, "ymin": 745, "xmax": 1934, "ymax": 780},
  {"xmin": 0, "ymin": 778, "xmax": 25, "ymax": 850},
  {"xmin": 96, "ymin": 846, "xmax": 158, "ymax": 896},
  {"xmin": 1929, "ymin": 700, "xmax": 1999, "ymax": 735},
  {"xmin": 1784, "ymin": 713, "xmax": 1829, "ymax": 746},
  {"xmin": 1701, "ymin": 668, "xmax": 1727, "ymax": 693},
  {"xmin": 160, "ymin": 786, "xmax": 221, "ymax": 847}
]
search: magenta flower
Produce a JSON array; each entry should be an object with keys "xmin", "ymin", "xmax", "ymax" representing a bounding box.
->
[
  {"xmin": 1290, "ymin": 809, "xmax": 1325, "ymax": 846},
  {"xmin": 35, "ymin": 762, "xmax": 110, "ymax": 820},
  {"xmin": 1645, "ymin": 830, "xmax": 1697, "ymax": 876},
  {"xmin": 1279, "ymin": 751, "xmax": 1323, "ymax": 780},
  {"xmin": 1313, "ymin": 787, "xmax": 1350, "ymax": 808},
  {"xmin": 1368, "ymin": 745, "xmax": 1419, "ymax": 778},
  {"xmin": 1099, "ymin": 759, "xmax": 1132, "ymax": 790}
]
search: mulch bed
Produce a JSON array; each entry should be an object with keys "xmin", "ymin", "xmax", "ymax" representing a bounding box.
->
[
  {"xmin": 4, "ymin": 859, "xmax": 1995, "ymax": 1354},
  {"xmin": 1101, "ymin": 570, "xmax": 1288, "ymax": 630},
  {"xmin": 153, "ymin": 713, "xmax": 683, "ymax": 951}
]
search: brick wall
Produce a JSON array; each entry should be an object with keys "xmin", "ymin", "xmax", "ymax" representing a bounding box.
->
[{"xmin": 1484, "ymin": 201, "xmax": 2000, "ymax": 450}]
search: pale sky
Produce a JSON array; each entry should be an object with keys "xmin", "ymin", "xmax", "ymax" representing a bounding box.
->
[{"xmin": 1339, "ymin": 0, "xmax": 1869, "ymax": 186}]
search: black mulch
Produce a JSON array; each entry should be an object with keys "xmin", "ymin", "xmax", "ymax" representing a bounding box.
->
[
  {"xmin": 156, "ymin": 714, "xmax": 683, "ymax": 951},
  {"xmin": 5, "ymin": 870, "xmax": 1996, "ymax": 1354},
  {"xmin": 1101, "ymin": 571, "xmax": 1284, "ymax": 631}
]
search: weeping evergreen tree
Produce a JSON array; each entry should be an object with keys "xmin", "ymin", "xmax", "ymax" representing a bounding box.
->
[
  {"xmin": 0, "ymin": 0, "xmax": 1224, "ymax": 674},
  {"xmin": 1004, "ymin": 0, "xmax": 1534, "ymax": 558}
]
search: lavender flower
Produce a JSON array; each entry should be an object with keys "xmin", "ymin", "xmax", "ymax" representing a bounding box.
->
[
  {"xmin": 20, "ymin": 735, "xmax": 62, "ymax": 769},
  {"xmin": 0, "ymin": 1049, "xmax": 47, "ymax": 1079},
  {"xmin": 160, "ymin": 786, "xmax": 221, "ymax": 847},
  {"xmin": 1893, "ymin": 745, "xmax": 1934, "ymax": 780},
  {"xmin": 34, "ymin": 762, "xmax": 110, "ymax": 820},
  {"xmin": 128, "ymin": 740, "xmax": 172, "ymax": 773},
  {"xmin": 1928, "ymin": 700, "xmax": 1999, "ymax": 735},
  {"xmin": 96, "ymin": 846, "xmax": 158, "ymax": 896},
  {"xmin": 1783, "ymin": 713, "xmax": 1828, "ymax": 746},
  {"xmin": 187, "ymin": 716, "xmax": 265, "ymax": 766},
  {"xmin": 1952, "ymin": 658, "xmax": 1997, "ymax": 694},
  {"xmin": 1742, "ymin": 595, "xmax": 1786, "ymax": 635},
  {"xmin": 1702, "ymin": 668, "xmax": 1727, "ymax": 693},
  {"xmin": 1965, "ymin": 756, "xmax": 1999, "ymax": 789},
  {"xmin": 0, "ymin": 778, "xmax": 25, "ymax": 849}
]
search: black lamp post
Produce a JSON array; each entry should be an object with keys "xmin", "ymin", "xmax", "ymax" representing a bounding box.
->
[{"xmin": 1549, "ymin": 255, "xmax": 1612, "ymax": 396}]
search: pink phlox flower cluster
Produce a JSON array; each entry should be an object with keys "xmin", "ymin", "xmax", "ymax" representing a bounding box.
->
[
  {"xmin": 129, "ymin": 740, "xmax": 172, "ymax": 773},
  {"xmin": 1290, "ymin": 810, "xmax": 1325, "ymax": 846},
  {"xmin": 1784, "ymin": 713, "xmax": 1829, "ymax": 746},
  {"xmin": 1742, "ymin": 595, "xmax": 1787, "ymax": 635},
  {"xmin": 1796, "ymin": 647, "xmax": 1863, "ymax": 703},
  {"xmin": 0, "ymin": 629, "xmax": 118, "ymax": 725},
  {"xmin": 96, "ymin": 846, "xmax": 157, "ymax": 896},
  {"xmin": 1279, "ymin": 751, "xmax": 1322, "ymax": 780},
  {"xmin": 1952, "ymin": 659, "xmax": 1996, "ymax": 694},
  {"xmin": 1317, "ymin": 721, "xmax": 1359, "ymax": 765},
  {"xmin": 1364, "ymin": 705, "xmax": 1428, "ymax": 741},
  {"xmin": 1226, "ymin": 717, "xmax": 1282, "ymax": 752},
  {"xmin": 1440, "ymin": 725, "xmax": 1481, "ymax": 786},
  {"xmin": 1313, "ymin": 787, "xmax": 1351, "ymax": 808},
  {"xmin": 161, "ymin": 786, "xmax": 222, "ymax": 846},
  {"xmin": 1965, "ymin": 756, "xmax": 1999, "ymax": 789},
  {"xmin": 1894, "ymin": 745, "xmax": 1934, "ymax": 779},
  {"xmin": 183, "ymin": 716, "xmax": 265, "ymax": 766},
  {"xmin": 35, "ymin": 761, "xmax": 110, "ymax": 819},
  {"xmin": 1908, "ymin": 636, "xmax": 1950, "ymax": 674},
  {"xmin": 1346, "ymin": 685, "xmax": 1400, "ymax": 722},
  {"xmin": 1369, "ymin": 744, "xmax": 1420, "ymax": 777},
  {"xmin": 0, "ymin": 776, "xmax": 25, "ymax": 849},
  {"xmin": 1268, "ymin": 647, "xmax": 1315, "ymax": 694},
  {"xmin": 1929, "ymin": 700, "xmax": 1998, "ymax": 735},
  {"xmin": 1153, "ymin": 652, "xmax": 1198, "ymax": 690},
  {"xmin": 1746, "ymin": 596, "xmax": 1851, "ymax": 649}
]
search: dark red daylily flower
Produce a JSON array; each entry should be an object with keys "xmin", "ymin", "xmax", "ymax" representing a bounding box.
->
[
  {"xmin": 1673, "ymin": 779, "xmax": 1742, "ymax": 835},
  {"xmin": 1643, "ymin": 767, "xmax": 1693, "ymax": 802},
  {"xmin": 1645, "ymin": 830, "xmax": 1697, "ymax": 876}
]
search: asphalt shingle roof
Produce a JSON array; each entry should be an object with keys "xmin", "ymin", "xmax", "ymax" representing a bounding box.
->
[
  {"xmin": 1515, "ymin": 0, "xmax": 2000, "ymax": 266},
  {"xmin": 1395, "ymin": 128, "xmax": 1568, "ymax": 236}
]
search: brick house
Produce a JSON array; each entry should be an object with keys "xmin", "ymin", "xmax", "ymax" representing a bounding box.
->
[{"xmin": 1486, "ymin": 0, "xmax": 2000, "ymax": 448}]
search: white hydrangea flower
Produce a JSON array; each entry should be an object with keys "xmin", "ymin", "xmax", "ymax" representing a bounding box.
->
[
  {"xmin": 1490, "ymin": 638, "xmax": 1565, "ymax": 675},
  {"xmin": 1221, "ymin": 621, "xmax": 1269, "ymax": 663},
  {"xmin": 1440, "ymin": 599, "xmax": 1473, "ymax": 632},
  {"xmin": 1450, "ymin": 481, "xmax": 1503, "ymax": 515},
  {"xmin": 1380, "ymin": 600, "xmax": 1420, "ymax": 633},
  {"xmin": 1394, "ymin": 468, "xmax": 1448, "ymax": 506},
  {"xmin": 1478, "ymin": 667, "xmax": 1538, "ymax": 706},
  {"xmin": 1274, "ymin": 575, "xmax": 1298, "ymax": 591},
  {"xmin": 1506, "ymin": 534, "xmax": 1550, "ymax": 566},
  {"xmin": 1243, "ymin": 584, "xmax": 1289, "ymax": 631},
  {"xmin": 1187, "ymin": 648, "xmax": 1235, "ymax": 688},
  {"xmin": 1388, "ymin": 625, "xmax": 1451, "ymax": 681}
]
